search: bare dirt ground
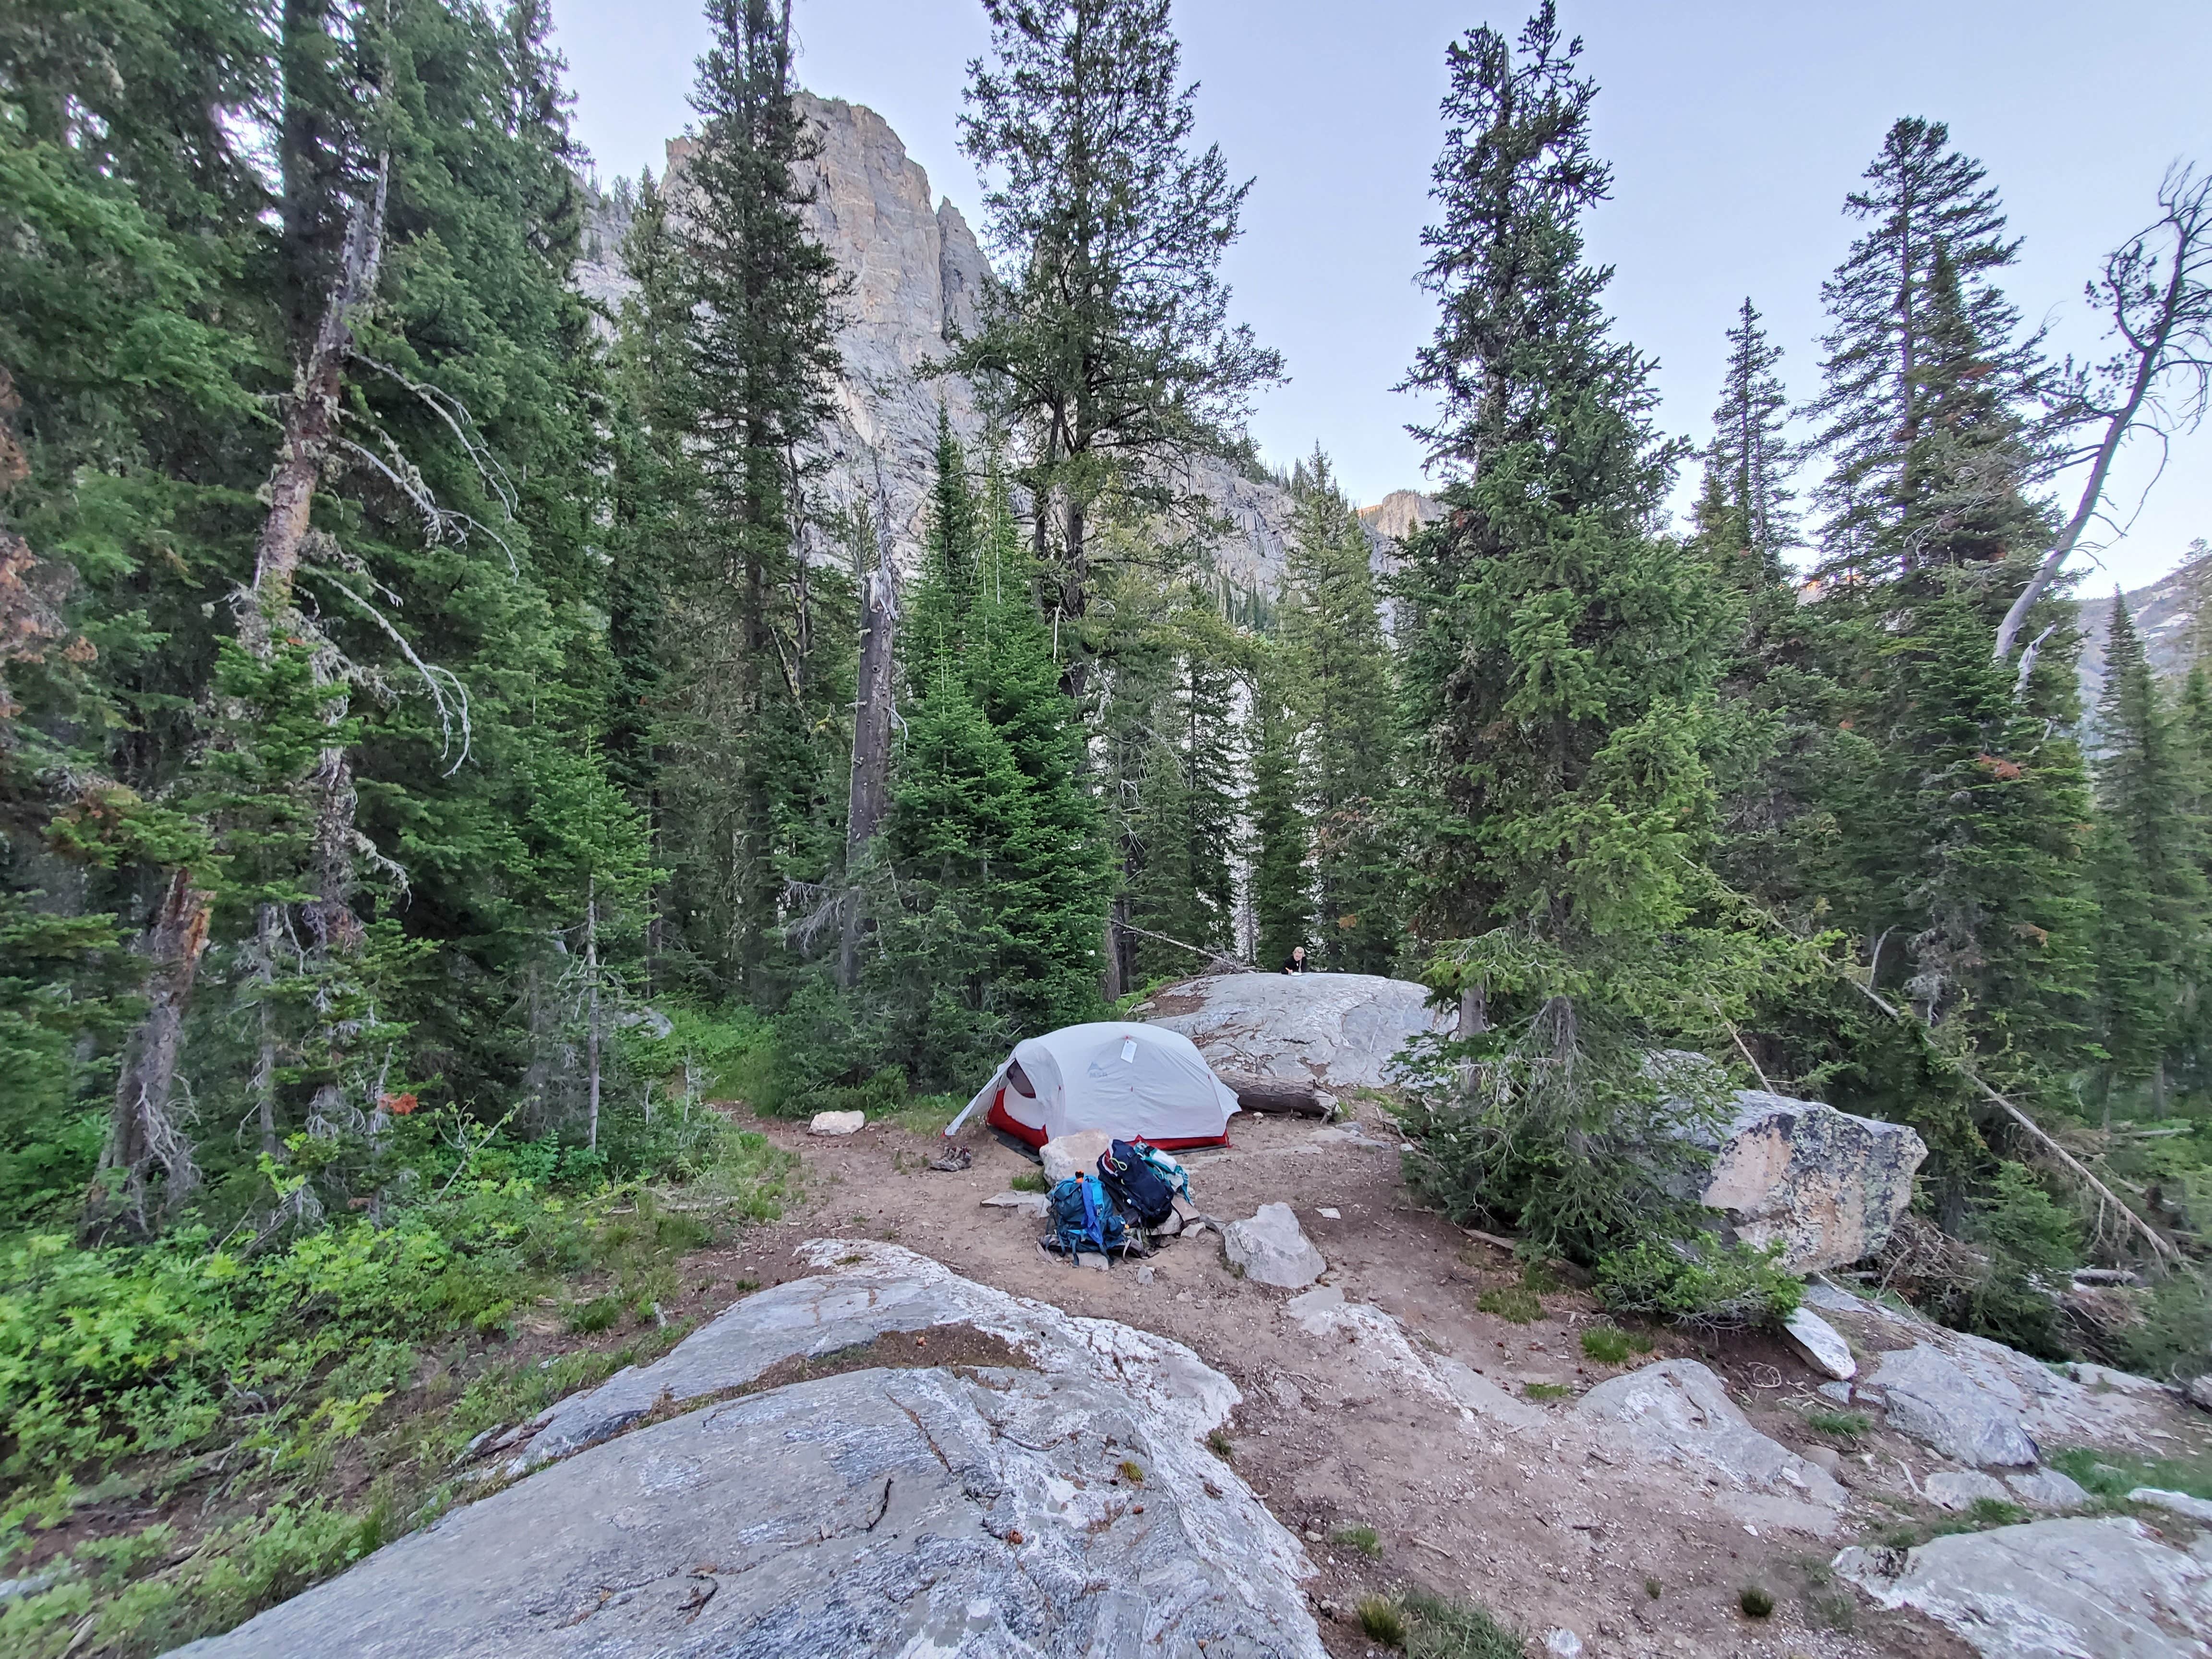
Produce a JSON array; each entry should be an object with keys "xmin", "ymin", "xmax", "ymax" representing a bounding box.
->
[{"xmin": 648, "ymin": 1102, "xmax": 2209, "ymax": 1659}]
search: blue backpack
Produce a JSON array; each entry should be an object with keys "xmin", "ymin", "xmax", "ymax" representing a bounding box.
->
[
  {"xmin": 1097, "ymin": 1139, "xmax": 1180, "ymax": 1230},
  {"xmin": 1046, "ymin": 1173, "xmax": 1128, "ymax": 1259}
]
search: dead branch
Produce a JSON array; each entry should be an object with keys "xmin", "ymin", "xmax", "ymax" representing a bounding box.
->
[{"xmin": 1996, "ymin": 165, "xmax": 2212, "ymax": 668}]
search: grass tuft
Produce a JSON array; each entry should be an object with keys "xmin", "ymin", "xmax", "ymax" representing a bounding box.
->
[
  {"xmin": 1205, "ymin": 1427, "xmax": 1233, "ymax": 1462},
  {"xmin": 1740, "ymin": 1584, "xmax": 1775, "ymax": 1619},
  {"xmin": 1356, "ymin": 1595, "xmax": 1407, "ymax": 1647},
  {"xmin": 1329, "ymin": 1523, "xmax": 1382, "ymax": 1557},
  {"xmin": 1578, "ymin": 1324, "xmax": 1653, "ymax": 1364},
  {"xmin": 1644, "ymin": 1575, "xmax": 1662, "ymax": 1599},
  {"xmin": 1805, "ymin": 1408, "xmax": 1872, "ymax": 1441},
  {"xmin": 1476, "ymin": 1283, "xmax": 1543, "ymax": 1323},
  {"xmin": 1400, "ymin": 1588, "xmax": 1523, "ymax": 1659},
  {"xmin": 1009, "ymin": 1170, "xmax": 1049, "ymax": 1193},
  {"xmin": 1522, "ymin": 1381, "xmax": 1571, "ymax": 1401},
  {"xmin": 1117, "ymin": 1459, "xmax": 1144, "ymax": 1486}
]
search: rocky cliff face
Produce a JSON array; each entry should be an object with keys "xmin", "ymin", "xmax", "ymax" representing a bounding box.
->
[
  {"xmin": 2075, "ymin": 551, "xmax": 2207, "ymax": 715},
  {"xmin": 577, "ymin": 93, "xmax": 1432, "ymax": 583}
]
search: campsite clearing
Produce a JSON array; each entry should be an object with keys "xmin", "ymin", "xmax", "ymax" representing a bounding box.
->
[{"xmin": 663, "ymin": 1099, "xmax": 1976, "ymax": 1659}]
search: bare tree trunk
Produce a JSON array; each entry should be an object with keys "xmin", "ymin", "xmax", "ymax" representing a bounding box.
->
[
  {"xmin": 840, "ymin": 500, "xmax": 899, "ymax": 989},
  {"xmin": 87, "ymin": 156, "xmax": 390, "ymax": 1236},
  {"xmin": 1059, "ymin": 495, "xmax": 1088, "ymax": 703},
  {"xmin": 586, "ymin": 876, "xmax": 602, "ymax": 1153},
  {"xmin": 253, "ymin": 902, "xmax": 280, "ymax": 1155},
  {"xmin": 1995, "ymin": 168, "xmax": 2210, "ymax": 668},
  {"xmin": 85, "ymin": 871, "xmax": 214, "ymax": 1238}
]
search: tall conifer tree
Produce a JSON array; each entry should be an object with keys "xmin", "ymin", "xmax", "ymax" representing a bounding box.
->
[{"xmin": 660, "ymin": 0, "xmax": 846, "ymax": 994}]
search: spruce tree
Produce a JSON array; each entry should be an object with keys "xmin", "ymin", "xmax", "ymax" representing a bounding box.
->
[
  {"xmin": 660, "ymin": 0, "xmax": 847, "ymax": 996},
  {"xmin": 1247, "ymin": 640, "xmax": 1310, "ymax": 971},
  {"xmin": 1281, "ymin": 453, "xmax": 1399, "ymax": 972},
  {"xmin": 1394, "ymin": 7, "xmax": 1754, "ymax": 1262},
  {"xmin": 1398, "ymin": 4, "xmax": 1718, "ymax": 960},
  {"xmin": 1805, "ymin": 118, "xmax": 2043, "ymax": 579},
  {"xmin": 950, "ymin": 0, "xmax": 1282, "ymax": 700},
  {"xmin": 2088, "ymin": 597, "xmax": 2207, "ymax": 1108},
  {"xmin": 1703, "ymin": 299, "xmax": 1800, "ymax": 583},
  {"xmin": 867, "ymin": 444, "xmax": 1107, "ymax": 1083}
]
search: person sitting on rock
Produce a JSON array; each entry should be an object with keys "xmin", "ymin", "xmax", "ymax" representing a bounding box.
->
[{"xmin": 1281, "ymin": 945, "xmax": 1308, "ymax": 974}]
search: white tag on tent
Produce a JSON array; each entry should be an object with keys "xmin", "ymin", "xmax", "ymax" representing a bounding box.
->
[{"xmin": 1120, "ymin": 1037, "xmax": 1137, "ymax": 1063}]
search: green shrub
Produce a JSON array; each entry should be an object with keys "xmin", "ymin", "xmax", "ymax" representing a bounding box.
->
[
  {"xmin": 1329, "ymin": 1524, "xmax": 1381, "ymax": 1557},
  {"xmin": 1523, "ymin": 1381, "xmax": 1570, "ymax": 1400},
  {"xmin": 1594, "ymin": 1234, "xmax": 1801, "ymax": 1327},
  {"xmin": 1739, "ymin": 1584, "xmax": 1774, "ymax": 1618},
  {"xmin": 1010, "ymin": 1170, "xmax": 1049, "ymax": 1193}
]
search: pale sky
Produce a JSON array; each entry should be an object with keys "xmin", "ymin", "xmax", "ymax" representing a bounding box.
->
[{"xmin": 552, "ymin": 0, "xmax": 2212, "ymax": 592}]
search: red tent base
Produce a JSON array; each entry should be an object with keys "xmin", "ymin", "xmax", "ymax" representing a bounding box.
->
[{"xmin": 985, "ymin": 1094, "xmax": 1228, "ymax": 1152}]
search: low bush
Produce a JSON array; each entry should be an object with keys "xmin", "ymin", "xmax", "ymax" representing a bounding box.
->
[{"xmin": 1594, "ymin": 1234, "xmax": 1801, "ymax": 1328}]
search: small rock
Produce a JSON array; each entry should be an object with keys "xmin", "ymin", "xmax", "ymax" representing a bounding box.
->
[
  {"xmin": 2007, "ymin": 1467, "xmax": 2090, "ymax": 1510},
  {"xmin": 807, "ymin": 1109, "xmax": 865, "ymax": 1136},
  {"xmin": 1305, "ymin": 1528, "xmax": 1324, "ymax": 1541},
  {"xmin": 1040, "ymin": 1129, "xmax": 1112, "ymax": 1185},
  {"xmin": 1222, "ymin": 1202, "xmax": 1327, "ymax": 1290},
  {"xmin": 1135, "ymin": 1265, "xmax": 1155, "ymax": 1285},
  {"xmin": 980, "ymin": 1190, "xmax": 1049, "ymax": 1215},
  {"xmin": 1318, "ymin": 1207, "xmax": 1341, "ymax": 1219},
  {"xmin": 2184, "ymin": 1374, "xmax": 2212, "ymax": 1414},
  {"xmin": 2129, "ymin": 1486, "xmax": 2212, "ymax": 1523},
  {"xmin": 1545, "ymin": 1629, "xmax": 1584, "ymax": 1659},
  {"xmin": 1270, "ymin": 1377, "xmax": 1305, "ymax": 1410},
  {"xmin": 1923, "ymin": 1470, "xmax": 2009, "ymax": 1511},
  {"xmin": 1816, "ymin": 1380, "xmax": 1855, "ymax": 1404},
  {"xmin": 1804, "ymin": 1445, "xmax": 1841, "ymax": 1476},
  {"xmin": 1183, "ymin": 1222, "xmax": 1209, "ymax": 1238},
  {"xmin": 1783, "ymin": 1307, "xmax": 1857, "ymax": 1380},
  {"xmin": 1072, "ymin": 1251, "xmax": 1111, "ymax": 1272},
  {"xmin": 0, "ymin": 1574, "xmax": 56, "ymax": 1605}
]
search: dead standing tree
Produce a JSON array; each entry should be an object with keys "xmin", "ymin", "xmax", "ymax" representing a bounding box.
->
[
  {"xmin": 1995, "ymin": 165, "xmax": 2212, "ymax": 685},
  {"xmin": 840, "ymin": 466, "xmax": 901, "ymax": 990}
]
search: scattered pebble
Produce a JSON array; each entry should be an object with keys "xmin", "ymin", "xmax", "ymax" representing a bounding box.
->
[{"xmin": 1318, "ymin": 1207, "xmax": 1341, "ymax": 1219}]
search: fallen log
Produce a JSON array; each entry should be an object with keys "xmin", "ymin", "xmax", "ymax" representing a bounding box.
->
[{"xmin": 1216, "ymin": 1072, "xmax": 1328, "ymax": 1118}]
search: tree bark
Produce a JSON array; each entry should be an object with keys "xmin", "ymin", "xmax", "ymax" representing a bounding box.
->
[
  {"xmin": 86, "ymin": 871, "xmax": 214, "ymax": 1238},
  {"xmin": 1215, "ymin": 1072, "xmax": 1326, "ymax": 1117},
  {"xmin": 585, "ymin": 877, "xmax": 602, "ymax": 1153},
  {"xmin": 840, "ymin": 509, "xmax": 899, "ymax": 989}
]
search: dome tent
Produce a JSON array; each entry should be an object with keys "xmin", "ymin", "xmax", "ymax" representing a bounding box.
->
[{"xmin": 947, "ymin": 1022, "xmax": 1241, "ymax": 1150}]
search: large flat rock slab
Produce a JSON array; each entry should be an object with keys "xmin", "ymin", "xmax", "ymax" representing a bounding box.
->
[
  {"xmin": 1802, "ymin": 1280, "xmax": 2175, "ymax": 1454},
  {"xmin": 1132, "ymin": 972, "xmax": 1452, "ymax": 1092},
  {"xmin": 180, "ymin": 1245, "xmax": 1322, "ymax": 1659},
  {"xmin": 515, "ymin": 1239, "xmax": 1238, "ymax": 1471},
  {"xmin": 1834, "ymin": 1516, "xmax": 2212, "ymax": 1658},
  {"xmin": 1576, "ymin": 1359, "xmax": 1846, "ymax": 1537}
]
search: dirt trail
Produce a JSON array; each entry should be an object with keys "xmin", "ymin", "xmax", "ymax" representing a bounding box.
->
[{"xmin": 654, "ymin": 1103, "xmax": 2196, "ymax": 1659}]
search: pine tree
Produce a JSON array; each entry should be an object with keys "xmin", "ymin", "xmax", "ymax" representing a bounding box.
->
[
  {"xmin": 2088, "ymin": 597, "xmax": 2208, "ymax": 1109},
  {"xmin": 658, "ymin": 0, "xmax": 847, "ymax": 995},
  {"xmin": 950, "ymin": 0, "xmax": 1282, "ymax": 701},
  {"xmin": 1282, "ymin": 453, "xmax": 1399, "ymax": 972}
]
